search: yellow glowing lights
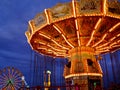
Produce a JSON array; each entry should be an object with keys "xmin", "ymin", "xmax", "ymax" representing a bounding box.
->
[
  {"xmin": 112, "ymin": 45, "xmax": 120, "ymax": 48},
  {"xmin": 26, "ymin": 0, "xmax": 120, "ymax": 58},
  {"xmin": 62, "ymin": 34, "xmax": 74, "ymax": 48},
  {"xmin": 25, "ymin": 31, "xmax": 30, "ymax": 40},
  {"xmin": 75, "ymin": 19, "xmax": 78, "ymax": 30},
  {"xmin": 118, "ymin": 40, "xmax": 120, "ymax": 43},
  {"xmin": 94, "ymin": 18, "xmax": 102, "ymax": 29},
  {"xmin": 96, "ymin": 49, "xmax": 110, "ymax": 54},
  {"xmin": 109, "ymin": 23, "xmax": 120, "ymax": 32},
  {"xmin": 92, "ymin": 33, "xmax": 107, "ymax": 47},
  {"xmin": 96, "ymin": 43, "xmax": 109, "ymax": 49},
  {"xmin": 103, "ymin": 0, "xmax": 107, "ymax": 15},
  {"xmin": 77, "ymin": 31, "xmax": 79, "ymax": 39},
  {"xmin": 98, "ymin": 61, "xmax": 103, "ymax": 73},
  {"xmin": 110, "ymin": 37, "xmax": 116, "ymax": 41},
  {"xmin": 86, "ymin": 30, "xmax": 95, "ymax": 46},
  {"xmin": 51, "ymin": 39, "xmax": 69, "ymax": 50},
  {"xmin": 87, "ymin": 18, "xmax": 102, "ymax": 46},
  {"xmin": 38, "ymin": 41, "xmax": 46, "ymax": 45},
  {"xmin": 77, "ymin": 30, "xmax": 81, "ymax": 46},
  {"xmin": 65, "ymin": 73, "xmax": 102, "ymax": 78},
  {"xmin": 45, "ymin": 9, "xmax": 50, "ymax": 24},
  {"xmin": 28, "ymin": 21, "xmax": 34, "ymax": 34},
  {"xmin": 38, "ymin": 47, "xmax": 47, "ymax": 50},
  {"xmin": 75, "ymin": 19, "xmax": 80, "ymax": 46},
  {"xmin": 39, "ymin": 33, "xmax": 51, "ymax": 39},
  {"xmin": 72, "ymin": 0, "xmax": 76, "ymax": 17},
  {"xmin": 53, "ymin": 25, "xmax": 62, "ymax": 34},
  {"xmin": 53, "ymin": 24, "xmax": 74, "ymax": 48},
  {"xmin": 96, "ymin": 32, "xmax": 120, "ymax": 50},
  {"xmin": 110, "ymin": 42, "xmax": 117, "ymax": 47},
  {"xmin": 97, "ymin": 46, "xmax": 109, "ymax": 51},
  {"xmin": 39, "ymin": 31, "xmax": 69, "ymax": 50},
  {"xmin": 38, "ymin": 47, "xmax": 66, "ymax": 56},
  {"xmin": 117, "ymin": 34, "xmax": 120, "ymax": 37},
  {"xmin": 47, "ymin": 44, "xmax": 66, "ymax": 52}
]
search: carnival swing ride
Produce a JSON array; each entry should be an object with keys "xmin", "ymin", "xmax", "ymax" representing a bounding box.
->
[{"xmin": 25, "ymin": 0, "xmax": 120, "ymax": 89}]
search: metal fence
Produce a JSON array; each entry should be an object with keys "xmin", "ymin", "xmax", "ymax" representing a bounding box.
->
[{"xmin": 18, "ymin": 85, "xmax": 102, "ymax": 90}]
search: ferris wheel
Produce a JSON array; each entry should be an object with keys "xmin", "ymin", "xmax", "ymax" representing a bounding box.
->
[{"xmin": 0, "ymin": 67, "xmax": 24, "ymax": 90}]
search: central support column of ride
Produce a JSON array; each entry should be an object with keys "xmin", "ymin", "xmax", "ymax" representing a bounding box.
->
[{"xmin": 64, "ymin": 46, "xmax": 102, "ymax": 90}]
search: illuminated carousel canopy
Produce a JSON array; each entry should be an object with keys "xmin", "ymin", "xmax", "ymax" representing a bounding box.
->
[
  {"xmin": 25, "ymin": 0, "xmax": 120, "ymax": 89},
  {"xmin": 25, "ymin": 0, "xmax": 120, "ymax": 58}
]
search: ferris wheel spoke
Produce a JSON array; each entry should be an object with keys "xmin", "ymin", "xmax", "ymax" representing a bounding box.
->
[
  {"xmin": 0, "ymin": 83, "xmax": 7, "ymax": 89},
  {"xmin": 14, "ymin": 79, "xmax": 22, "ymax": 84},
  {"xmin": 10, "ymin": 69, "xmax": 16, "ymax": 77},
  {"xmin": 7, "ymin": 85, "xmax": 12, "ymax": 90},
  {"xmin": 14, "ymin": 75, "xmax": 21, "ymax": 81},
  {"xmin": 0, "ymin": 76, "xmax": 8, "ymax": 82},
  {"xmin": 13, "ymin": 82, "xmax": 22, "ymax": 89},
  {"xmin": 0, "ymin": 81, "xmax": 7, "ymax": 85},
  {"xmin": 14, "ymin": 80, "xmax": 23, "ymax": 84},
  {"xmin": 11, "ymin": 68, "xmax": 16, "ymax": 79},
  {"xmin": 3, "ymin": 83, "xmax": 10, "ymax": 90},
  {"xmin": 0, "ymin": 73, "xmax": 9, "ymax": 80},
  {"xmin": 14, "ymin": 83, "xmax": 22, "ymax": 89},
  {"xmin": 14, "ymin": 71, "xmax": 22, "ymax": 77},
  {"xmin": 11, "ymin": 69, "xmax": 18, "ymax": 77},
  {"xmin": 14, "ymin": 79, "xmax": 21, "ymax": 84},
  {"xmin": 12, "ymin": 71, "xmax": 20, "ymax": 79},
  {"xmin": 14, "ymin": 83, "xmax": 21, "ymax": 89},
  {"xmin": 8, "ymin": 67, "xmax": 11, "ymax": 79},
  {"xmin": 12, "ymin": 71, "xmax": 19, "ymax": 78},
  {"xmin": 9, "ymin": 70, "xmax": 13, "ymax": 79}
]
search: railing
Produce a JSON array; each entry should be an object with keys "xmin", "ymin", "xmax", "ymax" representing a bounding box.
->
[{"xmin": 18, "ymin": 85, "xmax": 102, "ymax": 90}]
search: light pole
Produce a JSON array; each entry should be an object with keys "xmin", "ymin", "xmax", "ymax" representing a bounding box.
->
[{"xmin": 47, "ymin": 70, "xmax": 51, "ymax": 87}]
